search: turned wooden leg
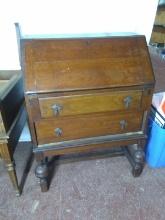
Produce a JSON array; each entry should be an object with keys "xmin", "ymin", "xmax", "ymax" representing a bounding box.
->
[
  {"xmin": 132, "ymin": 147, "xmax": 145, "ymax": 177},
  {"xmin": 124, "ymin": 143, "xmax": 145, "ymax": 177},
  {"xmin": 35, "ymin": 156, "xmax": 49, "ymax": 192},
  {"xmin": 0, "ymin": 143, "xmax": 20, "ymax": 196},
  {"xmin": 6, "ymin": 162, "xmax": 20, "ymax": 196}
]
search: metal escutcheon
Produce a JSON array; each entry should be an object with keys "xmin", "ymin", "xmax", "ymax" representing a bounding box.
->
[
  {"xmin": 55, "ymin": 128, "xmax": 63, "ymax": 136},
  {"xmin": 120, "ymin": 120, "xmax": 127, "ymax": 130},
  {"xmin": 52, "ymin": 104, "xmax": 63, "ymax": 116},
  {"xmin": 124, "ymin": 96, "xmax": 132, "ymax": 108}
]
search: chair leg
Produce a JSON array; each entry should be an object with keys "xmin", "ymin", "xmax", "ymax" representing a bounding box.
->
[{"xmin": 0, "ymin": 143, "xmax": 20, "ymax": 196}]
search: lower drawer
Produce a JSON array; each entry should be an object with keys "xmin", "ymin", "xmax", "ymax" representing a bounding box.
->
[{"xmin": 35, "ymin": 111, "xmax": 143, "ymax": 145}]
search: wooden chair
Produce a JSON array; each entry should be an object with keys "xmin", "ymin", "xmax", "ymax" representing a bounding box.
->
[{"xmin": 0, "ymin": 70, "xmax": 26, "ymax": 196}]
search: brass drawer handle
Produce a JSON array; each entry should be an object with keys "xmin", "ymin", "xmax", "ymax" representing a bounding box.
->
[
  {"xmin": 54, "ymin": 128, "xmax": 63, "ymax": 136},
  {"xmin": 52, "ymin": 104, "xmax": 63, "ymax": 116},
  {"xmin": 120, "ymin": 120, "xmax": 127, "ymax": 130},
  {"xmin": 124, "ymin": 96, "xmax": 132, "ymax": 108}
]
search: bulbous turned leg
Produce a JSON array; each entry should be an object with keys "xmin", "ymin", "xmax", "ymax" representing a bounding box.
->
[
  {"xmin": 35, "ymin": 159, "xmax": 49, "ymax": 192},
  {"xmin": 132, "ymin": 148, "xmax": 145, "ymax": 177},
  {"xmin": 124, "ymin": 143, "xmax": 145, "ymax": 177}
]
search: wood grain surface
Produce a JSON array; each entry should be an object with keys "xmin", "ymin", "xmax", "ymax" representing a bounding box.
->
[
  {"xmin": 22, "ymin": 36, "xmax": 155, "ymax": 93},
  {"xmin": 39, "ymin": 90, "xmax": 142, "ymax": 118},
  {"xmin": 35, "ymin": 111, "xmax": 143, "ymax": 144}
]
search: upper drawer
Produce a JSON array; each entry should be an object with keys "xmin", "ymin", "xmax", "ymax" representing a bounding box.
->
[
  {"xmin": 39, "ymin": 90, "xmax": 142, "ymax": 118},
  {"xmin": 22, "ymin": 36, "xmax": 155, "ymax": 93}
]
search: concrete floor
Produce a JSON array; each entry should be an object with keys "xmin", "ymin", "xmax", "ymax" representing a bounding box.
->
[{"xmin": 0, "ymin": 46, "xmax": 165, "ymax": 220}]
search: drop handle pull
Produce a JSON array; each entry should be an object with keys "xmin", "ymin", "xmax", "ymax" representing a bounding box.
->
[
  {"xmin": 55, "ymin": 128, "xmax": 63, "ymax": 136},
  {"xmin": 52, "ymin": 104, "xmax": 63, "ymax": 116},
  {"xmin": 120, "ymin": 120, "xmax": 127, "ymax": 130},
  {"xmin": 124, "ymin": 96, "xmax": 132, "ymax": 108}
]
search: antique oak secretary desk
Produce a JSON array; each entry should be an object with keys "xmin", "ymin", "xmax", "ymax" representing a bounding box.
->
[{"xmin": 16, "ymin": 24, "xmax": 155, "ymax": 192}]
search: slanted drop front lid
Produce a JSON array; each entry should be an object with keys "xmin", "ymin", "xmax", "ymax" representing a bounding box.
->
[{"xmin": 22, "ymin": 35, "xmax": 155, "ymax": 94}]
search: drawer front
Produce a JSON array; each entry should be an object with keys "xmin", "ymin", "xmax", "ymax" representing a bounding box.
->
[
  {"xmin": 35, "ymin": 111, "xmax": 143, "ymax": 145},
  {"xmin": 39, "ymin": 90, "xmax": 142, "ymax": 118}
]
